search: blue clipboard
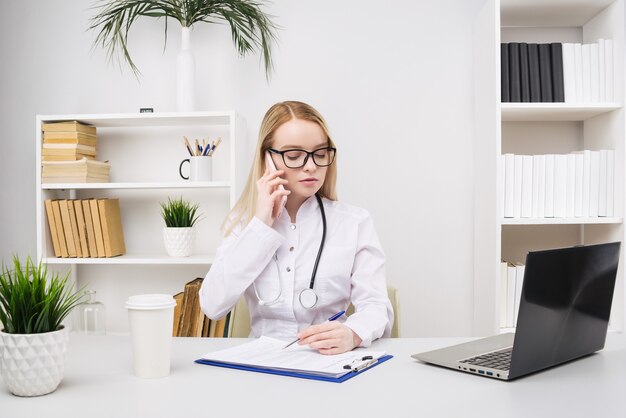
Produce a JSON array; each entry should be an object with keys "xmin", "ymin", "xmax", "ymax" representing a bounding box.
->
[{"xmin": 194, "ymin": 354, "xmax": 393, "ymax": 383}]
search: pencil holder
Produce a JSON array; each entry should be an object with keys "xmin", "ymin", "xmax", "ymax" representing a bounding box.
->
[{"xmin": 179, "ymin": 156, "xmax": 212, "ymax": 181}]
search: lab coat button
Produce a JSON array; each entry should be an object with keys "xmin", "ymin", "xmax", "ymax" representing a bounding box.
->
[
  {"xmin": 286, "ymin": 267, "xmax": 291, "ymax": 272},
  {"xmin": 290, "ymin": 224, "xmax": 296, "ymax": 230},
  {"xmin": 289, "ymin": 246, "xmax": 294, "ymax": 252}
]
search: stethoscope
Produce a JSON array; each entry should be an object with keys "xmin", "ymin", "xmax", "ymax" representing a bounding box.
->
[{"xmin": 253, "ymin": 193, "xmax": 327, "ymax": 309}]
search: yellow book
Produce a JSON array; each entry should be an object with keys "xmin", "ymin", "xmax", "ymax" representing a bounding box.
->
[
  {"xmin": 43, "ymin": 131, "xmax": 97, "ymax": 147},
  {"xmin": 42, "ymin": 121, "xmax": 96, "ymax": 135},
  {"xmin": 180, "ymin": 278, "xmax": 203, "ymax": 337},
  {"xmin": 44, "ymin": 200, "xmax": 61, "ymax": 257},
  {"xmin": 89, "ymin": 199, "xmax": 106, "ymax": 257},
  {"xmin": 67, "ymin": 200, "xmax": 83, "ymax": 258},
  {"xmin": 201, "ymin": 316, "xmax": 211, "ymax": 338},
  {"xmin": 42, "ymin": 144, "xmax": 96, "ymax": 157},
  {"xmin": 82, "ymin": 200, "xmax": 98, "ymax": 258},
  {"xmin": 51, "ymin": 200, "xmax": 69, "ymax": 258},
  {"xmin": 173, "ymin": 292, "xmax": 184, "ymax": 337},
  {"xmin": 74, "ymin": 200, "xmax": 90, "ymax": 258},
  {"xmin": 58, "ymin": 200, "xmax": 77, "ymax": 257},
  {"xmin": 214, "ymin": 316, "xmax": 226, "ymax": 338},
  {"xmin": 98, "ymin": 199, "xmax": 126, "ymax": 257}
]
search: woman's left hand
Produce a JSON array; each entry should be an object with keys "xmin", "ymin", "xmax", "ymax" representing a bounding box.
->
[{"xmin": 297, "ymin": 322, "xmax": 362, "ymax": 355}]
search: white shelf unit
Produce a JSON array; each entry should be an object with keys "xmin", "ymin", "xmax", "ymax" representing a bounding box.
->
[
  {"xmin": 35, "ymin": 111, "xmax": 247, "ymax": 332},
  {"xmin": 473, "ymin": 0, "xmax": 625, "ymax": 335}
]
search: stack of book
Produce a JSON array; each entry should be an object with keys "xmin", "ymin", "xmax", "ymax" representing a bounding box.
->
[
  {"xmin": 501, "ymin": 150, "xmax": 614, "ymax": 219},
  {"xmin": 41, "ymin": 121, "xmax": 110, "ymax": 183},
  {"xmin": 173, "ymin": 278, "xmax": 233, "ymax": 338},
  {"xmin": 501, "ymin": 39, "xmax": 613, "ymax": 103},
  {"xmin": 44, "ymin": 198, "xmax": 126, "ymax": 258}
]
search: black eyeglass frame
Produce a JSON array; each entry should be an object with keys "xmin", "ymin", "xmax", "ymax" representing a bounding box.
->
[{"xmin": 267, "ymin": 147, "xmax": 337, "ymax": 169}]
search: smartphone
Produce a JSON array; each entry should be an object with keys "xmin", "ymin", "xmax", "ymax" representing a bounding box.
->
[{"xmin": 265, "ymin": 151, "xmax": 287, "ymax": 217}]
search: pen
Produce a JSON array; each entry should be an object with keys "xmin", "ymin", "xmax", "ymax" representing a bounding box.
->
[
  {"xmin": 182, "ymin": 137, "xmax": 193, "ymax": 156},
  {"xmin": 283, "ymin": 310, "xmax": 346, "ymax": 349}
]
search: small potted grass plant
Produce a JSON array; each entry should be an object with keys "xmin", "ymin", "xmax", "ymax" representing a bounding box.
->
[
  {"xmin": 160, "ymin": 197, "xmax": 202, "ymax": 257},
  {"xmin": 0, "ymin": 256, "xmax": 85, "ymax": 397}
]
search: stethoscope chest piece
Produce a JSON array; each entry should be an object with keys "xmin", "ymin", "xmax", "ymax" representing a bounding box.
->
[{"xmin": 299, "ymin": 288, "xmax": 318, "ymax": 309}]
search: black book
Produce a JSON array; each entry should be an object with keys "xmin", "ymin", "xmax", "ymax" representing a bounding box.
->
[
  {"xmin": 509, "ymin": 43, "xmax": 521, "ymax": 102},
  {"xmin": 551, "ymin": 43, "xmax": 565, "ymax": 102},
  {"xmin": 538, "ymin": 43, "xmax": 553, "ymax": 102},
  {"xmin": 519, "ymin": 43, "xmax": 531, "ymax": 102},
  {"xmin": 528, "ymin": 44, "xmax": 542, "ymax": 102},
  {"xmin": 501, "ymin": 43, "xmax": 510, "ymax": 102}
]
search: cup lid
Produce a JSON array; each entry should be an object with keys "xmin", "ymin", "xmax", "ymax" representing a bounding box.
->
[{"xmin": 125, "ymin": 294, "xmax": 176, "ymax": 310}]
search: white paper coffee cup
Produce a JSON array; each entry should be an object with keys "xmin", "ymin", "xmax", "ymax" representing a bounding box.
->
[{"xmin": 126, "ymin": 294, "xmax": 176, "ymax": 378}]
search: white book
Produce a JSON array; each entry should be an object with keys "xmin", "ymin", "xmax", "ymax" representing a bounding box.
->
[
  {"xmin": 514, "ymin": 264, "xmax": 525, "ymax": 326},
  {"xmin": 574, "ymin": 153, "xmax": 584, "ymax": 217},
  {"xmin": 582, "ymin": 150, "xmax": 591, "ymax": 217},
  {"xmin": 536, "ymin": 155, "xmax": 546, "ymax": 218},
  {"xmin": 605, "ymin": 39, "xmax": 614, "ymax": 102},
  {"xmin": 499, "ymin": 155, "xmax": 505, "ymax": 219},
  {"xmin": 504, "ymin": 154, "xmax": 515, "ymax": 218},
  {"xmin": 599, "ymin": 150, "xmax": 608, "ymax": 216},
  {"xmin": 513, "ymin": 155, "xmax": 523, "ymax": 218},
  {"xmin": 562, "ymin": 43, "xmax": 576, "ymax": 103},
  {"xmin": 590, "ymin": 43, "xmax": 600, "ymax": 102},
  {"xmin": 544, "ymin": 154, "xmax": 555, "ymax": 218},
  {"xmin": 531, "ymin": 155, "xmax": 541, "ymax": 217},
  {"xmin": 566, "ymin": 153, "xmax": 576, "ymax": 218},
  {"xmin": 589, "ymin": 150, "xmax": 600, "ymax": 217},
  {"xmin": 553, "ymin": 154, "xmax": 567, "ymax": 218},
  {"xmin": 500, "ymin": 262, "xmax": 508, "ymax": 329},
  {"xmin": 582, "ymin": 44, "xmax": 591, "ymax": 103},
  {"xmin": 598, "ymin": 39, "xmax": 606, "ymax": 102},
  {"xmin": 607, "ymin": 149, "xmax": 614, "ymax": 216},
  {"xmin": 521, "ymin": 155, "xmax": 533, "ymax": 218},
  {"xmin": 574, "ymin": 43, "xmax": 584, "ymax": 103},
  {"xmin": 507, "ymin": 264, "xmax": 516, "ymax": 328}
]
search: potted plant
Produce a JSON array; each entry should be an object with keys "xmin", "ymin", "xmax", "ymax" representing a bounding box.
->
[
  {"xmin": 89, "ymin": 0, "xmax": 279, "ymax": 110},
  {"xmin": 0, "ymin": 256, "xmax": 85, "ymax": 397},
  {"xmin": 160, "ymin": 197, "xmax": 202, "ymax": 257}
]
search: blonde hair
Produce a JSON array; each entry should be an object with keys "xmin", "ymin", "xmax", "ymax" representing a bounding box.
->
[{"xmin": 223, "ymin": 101, "xmax": 338, "ymax": 236}]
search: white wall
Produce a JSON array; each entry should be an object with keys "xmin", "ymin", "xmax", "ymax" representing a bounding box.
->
[{"xmin": 0, "ymin": 0, "xmax": 484, "ymax": 336}]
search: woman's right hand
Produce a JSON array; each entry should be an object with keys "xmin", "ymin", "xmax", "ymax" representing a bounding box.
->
[{"xmin": 255, "ymin": 168, "xmax": 290, "ymax": 226}]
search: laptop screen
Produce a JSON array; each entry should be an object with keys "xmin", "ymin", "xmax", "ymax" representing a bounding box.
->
[{"xmin": 509, "ymin": 242, "xmax": 620, "ymax": 379}]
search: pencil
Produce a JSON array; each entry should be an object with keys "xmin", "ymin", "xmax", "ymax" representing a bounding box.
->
[
  {"xmin": 208, "ymin": 137, "xmax": 222, "ymax": 156},
  {"xmin": 183, "ymin": 136, "xmax": 193, "ymax": 156}
]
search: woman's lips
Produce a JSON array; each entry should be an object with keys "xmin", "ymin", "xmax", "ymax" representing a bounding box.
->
[{"xmin": 299, "ymin": 178, "xmax": 318, "ymax": 186}]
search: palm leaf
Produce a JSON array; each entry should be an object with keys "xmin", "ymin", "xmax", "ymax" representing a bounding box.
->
[{"xmin": 89, "ymin": 0, "xmax": 279, "ymax": 78}]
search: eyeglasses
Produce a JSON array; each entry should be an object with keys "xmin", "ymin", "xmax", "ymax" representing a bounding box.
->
[{"xmin": 268, "ymin": 147, "xmax": 336, "ymax": 169}]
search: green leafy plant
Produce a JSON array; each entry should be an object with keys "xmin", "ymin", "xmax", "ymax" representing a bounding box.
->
[
  {"xmin": 0, "ymin": 256, "xmax": 85, "ymax": 334},
  {"xmin": 160, "ymin": 197, "xmax": 202, "ymax": 227},
  {"xmin": 89, "ymin": 0, "xmax": 279, "ymax": 78}
]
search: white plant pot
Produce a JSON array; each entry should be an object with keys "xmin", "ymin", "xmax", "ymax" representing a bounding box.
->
[
  {"xmin": 163, "ymin": 227, "xmax": 195, "ymax": 257},
  {"xmin": 176, "ymin": 26, "xmax": 195, "ymax": 112},
  {"xmin": 0, "ymin": 326, "xmax": 69, "ymax": 397}
]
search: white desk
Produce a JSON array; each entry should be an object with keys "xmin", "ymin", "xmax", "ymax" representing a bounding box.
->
[{"xmin": 1, "ymin": 334, "xmax": 625, "ymax": 418}]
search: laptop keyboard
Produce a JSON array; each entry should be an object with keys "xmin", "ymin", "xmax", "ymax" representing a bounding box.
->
[{"xmin": 459, "ymin": 347, "xmax": 512, "ymax": 371}]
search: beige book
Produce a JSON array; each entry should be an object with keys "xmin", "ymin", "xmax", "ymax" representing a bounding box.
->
[
  {"xmin": 89, "ymin": 199, "xmax": 106, "ymax": 257},
  {"xmin": 42, "ymin": 144, "xmax": 96, "ymax": 156},
  {"xmin": 44, "ymin": 200, "xmax": 61, "ymax": 257},
  {"xmin": 214, "ymin": 316, "xmax": 226, "ymax": 338},
  {"xmin": 51, "ymin": 200, "xmax": 69, "ymax": 257},
  {"xmin": 58, "ymin": 200, "xmax": 77, "ymax": 257},
  {"xmin": 98, "ymin": 199, "xmax": 126, "ymax": 257},
  {"xmin": 180, "ymin": 278, "xmax": 203, "ymax": 337},
  {"xmin": 74, "ymin": 200, "xmax": 90, "ymax": 257},
  {"xmin": 201, "ymin": 316, "xmax": 211, "ymax": 338},
  {"xmin": 42, "ymin": 121, "xmax": 96, "ymax": 135},
  {"xmin": 43, "ymin": 131, "xmax": 97, "ymax": 146},
  {"xmin": 172, "ymin": 292, "xmax": 184, "ymax": 337},
  {"xmin": 42, "ymin": 154, "xmax": 95, "ymax": 162},
  {"xmin": 194, "ymin": 297, "xmax": 206, "ymax": 338},
  {"xmin": 42, "ymin": 175, "xmax": 109, "ymax": 183},
  {"xmin": 67, "ymin": 200, "xmax": 83, "ymax": 257},
  {"xmin": 82, "ymin": 200, "xmax": 98, "ymax": 258},
  {"xmin": 209, "ymin": 316, "xmax": 218, "ymax": 338}
]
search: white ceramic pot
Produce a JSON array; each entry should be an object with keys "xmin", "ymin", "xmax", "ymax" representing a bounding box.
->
[
  {"xmin": 0, "ymin": 326, "xmax": 69, "ymax": 397},
  {"xmin": 163, "ymin": 227, "xmax": 195, "ymax": 257},
  {"xmin": 176, "ymin": 26, "xmax": 195, "ymax": 112}
]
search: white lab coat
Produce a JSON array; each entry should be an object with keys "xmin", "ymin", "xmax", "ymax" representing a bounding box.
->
[{"xmin": 199, "ymin": 196, "xmax": 393, "ymax": 347}]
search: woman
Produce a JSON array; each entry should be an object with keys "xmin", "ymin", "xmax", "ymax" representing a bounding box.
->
[{"xmin": 200, "ymin": 101, "xmax": 393, "ymax": 354}]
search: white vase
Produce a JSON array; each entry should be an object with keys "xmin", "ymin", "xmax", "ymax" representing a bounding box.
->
[
  {"xmin": 177, "ymin": 26, "xmax": 196, "ymax": 112},
  {"xmin": 0, "ymin": 326, "xmax": 69, "ymax": 397},
  {"xmin": 163, "ymin": 227, "xmax": 195, "ymax": 257}
]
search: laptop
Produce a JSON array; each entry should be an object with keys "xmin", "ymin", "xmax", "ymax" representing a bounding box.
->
[{"xmin": 412, "ymin": 242, "xmax": 621, "ymax": 380}]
